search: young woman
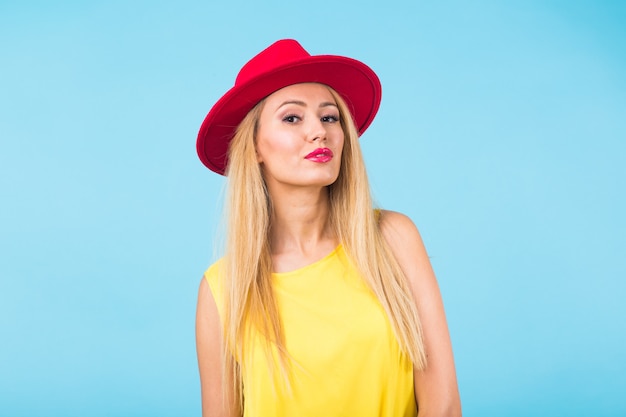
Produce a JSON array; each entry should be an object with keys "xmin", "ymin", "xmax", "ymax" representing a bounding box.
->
[{"xmin": 195, "ymin": 39, "xmax": 461, "ymax": 417}]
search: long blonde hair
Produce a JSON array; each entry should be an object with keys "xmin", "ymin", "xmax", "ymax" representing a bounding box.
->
[{"xmin": 221, "ymin": 85, "xmax": 426, "ymax": 411}]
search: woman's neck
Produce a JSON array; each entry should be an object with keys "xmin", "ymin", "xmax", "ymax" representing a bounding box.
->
[{"xmin": 268, "ymin": 186, "xmax": 337, "ymax": 259}]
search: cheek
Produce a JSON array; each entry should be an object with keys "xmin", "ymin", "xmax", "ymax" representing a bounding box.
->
[
  {"xmin": 256, "ymin": 132, "xmax": 297, "ymax": 165},
  {"xmin": 335, "ymin": 132, "xmax": 345, "ymax": 157}
]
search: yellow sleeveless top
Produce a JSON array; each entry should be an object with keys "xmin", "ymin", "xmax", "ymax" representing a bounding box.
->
[{"xmin": 204, "ymin": 245, "xmax": 416, "ymax": 417}]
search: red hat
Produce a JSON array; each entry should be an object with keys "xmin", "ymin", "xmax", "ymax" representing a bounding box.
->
[{"xmin": 196, "ymin": 39, "xmax": 382, "ymax": 175}]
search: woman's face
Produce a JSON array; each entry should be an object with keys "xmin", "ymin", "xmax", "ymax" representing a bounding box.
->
[{"xmin": 256, "ymin": 83, "xmax": 344, "ymax": 191}]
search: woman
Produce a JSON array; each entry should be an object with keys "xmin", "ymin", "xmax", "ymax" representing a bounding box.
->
[{"xmin": 195, "ymin": 39, "xmax": 461, "ymax": 417}]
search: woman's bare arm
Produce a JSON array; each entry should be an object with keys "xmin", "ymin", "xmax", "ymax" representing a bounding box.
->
[
  {"xmin": 196, "ymin": 277, "xmax": 237, "ymax": 417},
  {"xmin": 380, "ymin": 210, "xmax": 462, "ymax": 417}
]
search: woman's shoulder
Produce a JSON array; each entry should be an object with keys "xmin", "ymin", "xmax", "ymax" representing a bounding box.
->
[
  {"xmin": 203, "ymin": 258, "xmax": 226, "ymax": 291},
  {"xmin": 377, "ymin": 209, "xmax": 430, "ymax": 284},
  {"xmin": 200, "ymin": 258, "xmax": 227, "ymax": 318},
  {"xmin": 378, "ymin": 209, "xmax": 422, "ymax": 243},
  {"xmin": 204, "ymin": 257, "xmax": 223, "ymax": 275}
]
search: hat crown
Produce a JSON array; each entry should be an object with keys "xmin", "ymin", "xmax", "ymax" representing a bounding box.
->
[{"xmin": 235, "ymin": 39, "xmax": 311, "ymax": 85}]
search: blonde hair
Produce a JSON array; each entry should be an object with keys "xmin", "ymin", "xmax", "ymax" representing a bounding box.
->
[{"xmin": 220, "ymin": 85, "xmax": 426, "ymax": 411}]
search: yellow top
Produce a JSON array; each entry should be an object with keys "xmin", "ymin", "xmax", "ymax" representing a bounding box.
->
[{"xmin": 204, "ymin": 245, "xmax": 416, "ymax": 417}]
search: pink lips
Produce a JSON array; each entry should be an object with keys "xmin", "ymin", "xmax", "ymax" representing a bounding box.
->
[{"xmin": 304, "ymin": 147, "xmax": 334, "ymax": 163}]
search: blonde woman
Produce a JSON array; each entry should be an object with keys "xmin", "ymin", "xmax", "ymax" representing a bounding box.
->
[{"xmin": 195, "ymin": 39, "xmax": 461, "ymax": 417}]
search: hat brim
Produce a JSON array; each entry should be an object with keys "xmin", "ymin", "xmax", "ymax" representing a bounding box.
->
[{"xmin": 197, "ymin": 55, "xmax": 381, "ymax": 175}]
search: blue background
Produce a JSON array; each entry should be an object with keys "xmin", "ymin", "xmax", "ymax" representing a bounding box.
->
[{"xmin": 1, "ymin": 1, "xmax": 624, "ymax": 415}]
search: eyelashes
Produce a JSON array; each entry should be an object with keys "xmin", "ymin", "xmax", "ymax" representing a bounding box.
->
[
  {"xmin": 282, "ymin": 114, "xmax": 300, "ymax": 123},
  {"xmin": 282, "ymin": 114, "xmax": 340, "ymax": 123}
]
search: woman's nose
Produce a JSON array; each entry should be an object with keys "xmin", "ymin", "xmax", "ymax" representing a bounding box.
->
[{"xmin": 307, "ymin": 118, "xmax": 327, "ymax": 142}]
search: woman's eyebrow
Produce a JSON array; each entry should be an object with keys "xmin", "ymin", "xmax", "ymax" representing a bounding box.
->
[
  {"xmin": 276, "ymin": 100, "xmax": 338, "ymax": 110},
  {"xmin": 277, "ymin": 100, "xmax": 306, "ymax": 110}
]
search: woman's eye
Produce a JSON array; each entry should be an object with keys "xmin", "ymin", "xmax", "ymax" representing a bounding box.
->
[
  {"xmin": 322, "ymin": 115, "xmax": 339, "ymax": 123},
  {"xmin": 282, "ymin": 114, "xmax": 300, "ymax": 123}
]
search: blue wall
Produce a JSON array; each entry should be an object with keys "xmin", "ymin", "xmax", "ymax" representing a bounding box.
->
[{"xmin": 1, "ymin": 1, "xmax": 624, "ymax": 415}]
